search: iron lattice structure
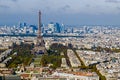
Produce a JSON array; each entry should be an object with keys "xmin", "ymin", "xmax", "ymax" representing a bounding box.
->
[{"xmin": 32, "ymin": 11, "xmax": 46, "ymax": 54}]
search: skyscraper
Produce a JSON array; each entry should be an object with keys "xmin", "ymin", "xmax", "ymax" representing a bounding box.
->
[{"xmin": 55, "ymin": 23, "xmax": 61, "ymax": 33}]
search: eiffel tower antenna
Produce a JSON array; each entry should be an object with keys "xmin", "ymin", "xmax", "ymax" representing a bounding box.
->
[{"xmin": 38, "ymin": 10, "xmax": 41, "ymax": 38}]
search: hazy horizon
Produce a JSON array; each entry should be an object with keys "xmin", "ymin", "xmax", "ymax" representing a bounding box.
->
[{"xmin": 0, "ymin": 0, "xmax": 120, "ymax": 26}]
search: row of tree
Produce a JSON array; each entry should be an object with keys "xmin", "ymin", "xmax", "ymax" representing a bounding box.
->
[
  {"xmin": 41, "ymin": 43, "xmax": 68, "ymax": 69},
  {"xmin": 8, "ymin": 43, "xmax": 34, "ymax": 68}
]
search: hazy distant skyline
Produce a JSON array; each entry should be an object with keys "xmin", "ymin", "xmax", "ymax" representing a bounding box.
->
[{"xmin": 0, "ymin": 0, "xmax": 120, "ymax": 26}]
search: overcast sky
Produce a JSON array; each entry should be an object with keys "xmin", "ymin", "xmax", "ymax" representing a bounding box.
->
[{"xmin": 0, "ymin": 0, "xmax": 120, "ymax": 26}]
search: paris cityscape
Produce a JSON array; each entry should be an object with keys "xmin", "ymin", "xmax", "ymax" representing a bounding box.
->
[{"xmin": 1, "ymin": 0, "xmax": 120, "ymax": 80}]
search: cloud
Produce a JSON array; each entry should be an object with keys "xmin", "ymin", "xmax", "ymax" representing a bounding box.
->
[
  {"xmin": 105, "ymin": 0, "xmax": 120, "ymax": 3},
  {"xmin": 86, "ymin": 4, "xmax": 90, "ymax": 7},
  {"xmin": 0, "ymin": 5, "xmax": 10, "ymax": 9},
  {"xmin": 61, "ymin": 5, "xmax": 71, "ymax": 11},
  {"xmin": 0, "ymin": 0, "xmax": 18, "ymax": 2},
  {"xmin": 11, "ymin": 0, "xmax": 18, "ymax": 2},
  {"xmin": 116, "ymin": 6, "xmax": 120, "ymax": 10}
]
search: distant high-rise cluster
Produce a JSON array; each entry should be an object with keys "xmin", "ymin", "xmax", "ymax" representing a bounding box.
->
[
  {"xmin": 43, "ymin": 22, "xmax": 65, "ymax": 34},
  {"xmin": 0, "ymin": 22, "xmax": 67, "ymax": 35}
]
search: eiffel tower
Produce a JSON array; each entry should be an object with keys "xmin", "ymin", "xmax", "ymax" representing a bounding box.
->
[{"xmin": 32, "ymin": 11, "xmax": 46, "ymax": 54}]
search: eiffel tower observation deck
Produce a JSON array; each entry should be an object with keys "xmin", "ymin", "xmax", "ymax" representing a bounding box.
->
[{"xmin": 32, "ymin": 11, "xmax": 46, "ymax": 54}]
